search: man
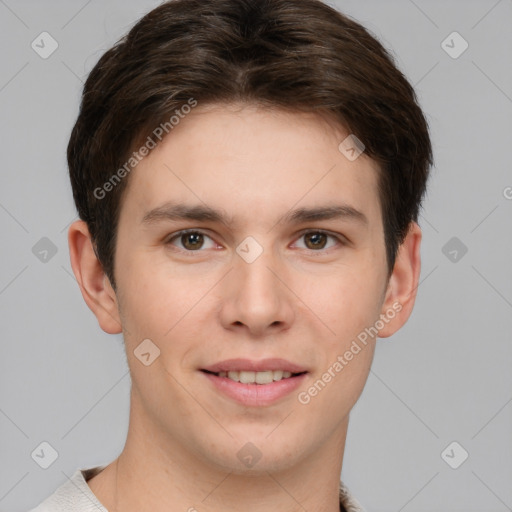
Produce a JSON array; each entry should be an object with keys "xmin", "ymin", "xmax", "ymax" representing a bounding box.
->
[{"xmin": 30, "ymin": 0, "xmax": 432, "ymax": 510}]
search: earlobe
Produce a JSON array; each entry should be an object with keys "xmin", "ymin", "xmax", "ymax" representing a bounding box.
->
[
  {"xmin": 68, "ymin": 220, "xmax": 122, "ymax": 334},
  {"xmin": 378, "ymin": 222, "xmax": 422, "ymax": 338}
]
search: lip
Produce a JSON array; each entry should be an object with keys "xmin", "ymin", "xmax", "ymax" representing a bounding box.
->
[
  {"xmin": 201, "ymin": 358, "xmax": 308, "ymax": 373},
  {"xmin": 201, "ymin": 370, "xmax": 308, "ymax": 407}
]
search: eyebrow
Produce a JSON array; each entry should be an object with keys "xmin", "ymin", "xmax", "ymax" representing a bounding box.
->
[{"xmin": 141, "ymin": 201, "xmax": 368, "ymax": 227}]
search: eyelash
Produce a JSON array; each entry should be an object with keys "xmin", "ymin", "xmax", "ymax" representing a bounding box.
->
[{"xmin": 164, "ymin": 229, "xmax": 345, "ymax": 254}]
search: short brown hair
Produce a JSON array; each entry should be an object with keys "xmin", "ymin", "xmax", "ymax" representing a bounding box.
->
[{"xmin": 68, "ymin": 0, "xmax": 433, "ymax": 290}]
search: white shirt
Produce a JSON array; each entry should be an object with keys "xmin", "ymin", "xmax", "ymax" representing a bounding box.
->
[{"xmin": 29, "ymin": 466, "xmax": 366, "ymax": 512}]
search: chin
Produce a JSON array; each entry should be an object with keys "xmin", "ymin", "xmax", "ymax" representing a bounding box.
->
[{"xmin": 199, "ymin": 435, "xmax": 306, "ymax": 475}]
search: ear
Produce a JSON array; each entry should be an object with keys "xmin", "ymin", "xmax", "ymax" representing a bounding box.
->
[
  {"xmin": 378, "ymin": 221, "xmax": 422, "ymax": 338},
  {"xmin": 68, "ymin": 220, "xmax": 122, "ymax": 334}
]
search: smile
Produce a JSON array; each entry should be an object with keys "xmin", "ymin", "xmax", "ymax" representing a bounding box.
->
[
  {"xmin": 200, "ymin": 369, "xmax": 308, "ymax": 406},
  {"xmin": 203, "ymin": 369, "xmax": 305, "ymax": 384}
]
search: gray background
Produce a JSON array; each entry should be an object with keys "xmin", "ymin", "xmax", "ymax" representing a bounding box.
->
[{"xmin": 1, "ymin": 0, "xmax": 511, "ymax": 511}]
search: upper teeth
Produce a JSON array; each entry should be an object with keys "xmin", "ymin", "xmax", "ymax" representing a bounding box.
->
[{"xmin": 217, "ymin": 370, "xmax": 293, "ymax": 384}]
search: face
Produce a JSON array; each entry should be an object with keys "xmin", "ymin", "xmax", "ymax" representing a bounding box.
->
[{"xmin": 102, "ymin": 104, "xmax": 402, "ymax": 473}]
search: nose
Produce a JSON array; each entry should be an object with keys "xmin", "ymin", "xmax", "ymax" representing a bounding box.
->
[{"xmin": 219, "ymin": 245, "xmax": 295, "ymax": 337}]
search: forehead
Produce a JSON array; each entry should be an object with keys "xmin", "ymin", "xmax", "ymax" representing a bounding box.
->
[{"xmin": 122, "ymin": 104, "xmax": 383, "ymax": 230}]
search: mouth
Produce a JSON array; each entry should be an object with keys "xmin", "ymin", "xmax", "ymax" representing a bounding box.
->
[
  {"xmin": 200, "ymin": 369, "xmax": 307, "ymax": 385},
  {"xmin": 200, "ymin": 360, "xmax": 309, "ymax": 406}
]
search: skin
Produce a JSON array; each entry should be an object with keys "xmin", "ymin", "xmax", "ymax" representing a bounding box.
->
[{"xmin": 68, "ymin": 103, "xmax": 421, "ymax": 512}]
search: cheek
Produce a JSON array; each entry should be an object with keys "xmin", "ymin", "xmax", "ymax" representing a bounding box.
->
[
  {"xmin": 298, "ymin": 286, "xmax": 379, "ymax": 420},
  {"xmin": 117, "ymin": 246, "xmax": 173, "ymax": 308},
  {"xmin": 115, "ymin": 252, "xmax": 216, "ymax": 359},
  {"xmin": 310, "ymin": 267, "xmax": 384, "ymax": 407},
  {"xmin": 314, "ymin": 269, "xmax": 385, "ymax": 346}
]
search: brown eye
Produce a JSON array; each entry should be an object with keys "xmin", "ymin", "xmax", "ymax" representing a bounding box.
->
[
  {"xmin": 304, "ymin": 232, "xmax": 328, "ymax": 250},
  {"xmin": 294, "ymin": 230, "xmax": 341, "ymax": 252},
  {"xmin": 181, "ymin": 232, "xmax": 204, "ymax": 250},
  {"xmin": 166, "ymin": 230, "xmax": 217, "ymax": 251}
]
